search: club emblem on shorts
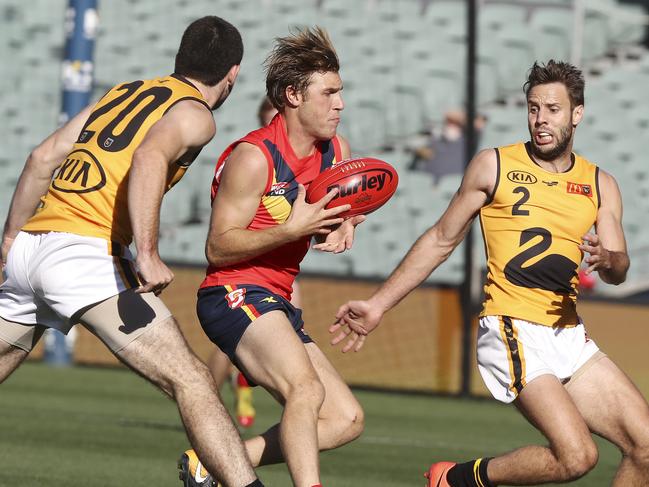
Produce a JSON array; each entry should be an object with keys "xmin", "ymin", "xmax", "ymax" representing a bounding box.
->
[
  {"xmin": 260, "ymin": 296, "xmax": 278, "ymax": 303},
  {"xmin": 225, "ymin": 288, "xmax": 246, "ymax": 309}
]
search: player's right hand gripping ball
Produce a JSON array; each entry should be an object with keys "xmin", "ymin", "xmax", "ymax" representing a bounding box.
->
[{"xmin": 306, "ymin": 158, "xmax": 399, "ymax": 218}]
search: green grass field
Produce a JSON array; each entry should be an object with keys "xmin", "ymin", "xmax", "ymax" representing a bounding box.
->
[{"xmin": 0, "ymin": 363, "xmax": 621, "ymax": 486}]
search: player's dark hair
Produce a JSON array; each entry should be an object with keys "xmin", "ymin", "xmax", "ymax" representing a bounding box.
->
[
  {"xmin": 175, "ymin": 16, "xmax": 243, "ymax": 87},
  {"xmin": 524, "ymin": 60, "xmax": 585, "ymax": 108},
  {"xmin": 265, "ymin": 26, "xmax": 339, "ymax": 110}
]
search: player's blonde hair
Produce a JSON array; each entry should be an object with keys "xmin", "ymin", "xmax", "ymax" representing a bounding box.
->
[{"xmin": 265, "ymin": 26, "xmax": 339, "ymax": 110}]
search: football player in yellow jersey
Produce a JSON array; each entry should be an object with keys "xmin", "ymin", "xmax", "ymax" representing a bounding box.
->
[
  {"xmin": 0, "ymin": 16, "xmax": 265, "ymax": 487},
  {"xmin": 333, "ymin": 60, "xmax": 649, "ymax": 487}
]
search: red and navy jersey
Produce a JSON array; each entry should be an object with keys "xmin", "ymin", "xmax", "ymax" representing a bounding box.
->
[{"xmin": 201, "ymin": 114, "xmax": 343, "ymax": 299}]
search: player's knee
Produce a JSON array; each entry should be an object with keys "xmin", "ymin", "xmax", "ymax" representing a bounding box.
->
[
  {"xmin": 165, "ymin": 354, "xmax": 216, "ymax": 399},
  {"xmin": 181, "ymin": 358, "xmax": 214, "ymax": 388},
  {"xmin": 322, "ymin": 397, "xmax": 364, "ymax": 447},
  {"xmin": 559, "ymin": 442, "xmax": 598, "ymax": 480},
  {"xmin": 343, "ymin": 403, "xmax": 365, "ymax": 441},
  {"xmin": 287, "ymin": 376, "xmax": 325, "ymax": 412}
]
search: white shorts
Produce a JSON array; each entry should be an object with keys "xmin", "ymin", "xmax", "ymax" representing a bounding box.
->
[
  {"xmin": 477, "ymin": 315, "xmax": 600, "ymax": 403},
  {"xmin": 0, "ymin": 231, "xmax": 139, "ymax": 334}
]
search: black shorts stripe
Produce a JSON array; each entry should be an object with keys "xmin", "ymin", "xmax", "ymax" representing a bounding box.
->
[
  {"xmin": 118, "ymin": 258, "xmax": 140, "ymax": 288},
  {"xmin": 503, "ymin": 316, "xmax": 524, "ymax": 395},
  {"xmin": 110, "ymin": 241, "xmax": 122, "ymax": 257}
]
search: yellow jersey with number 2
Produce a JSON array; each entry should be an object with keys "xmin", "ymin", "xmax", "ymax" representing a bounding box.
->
[
  {"xmin": 23, "ymin": 74, "xmax": 211, "ymax": 245},
  {"xmin": 479, "ymin": 142, "xmax": 600, "ymax": 327}
]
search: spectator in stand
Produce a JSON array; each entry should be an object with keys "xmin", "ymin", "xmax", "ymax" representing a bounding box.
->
[{"xmin": 409, "ymin": 110, "xmax": 486, "ymax": 184}]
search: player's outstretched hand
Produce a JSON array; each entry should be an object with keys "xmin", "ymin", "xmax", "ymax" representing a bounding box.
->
[
  {"xmin": 312, "ymin": 215, "xmax": 366, "ymax": 253},
  {"xmin": 285, "ymin": 184, "xmax": 351, "ymax": 239},
  {"xmin": 579, "ymin": 232, "xmax": 610, "ymax": 274},
  {"xmin": 330, "ymin": 299, "xmax": 384, "ymax": 352},
  {"xmin": 135, "ymin": 252, "xmax": 174, "ymax": 296}
]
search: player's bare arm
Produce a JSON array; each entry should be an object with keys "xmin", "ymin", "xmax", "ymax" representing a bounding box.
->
[
  {"xmin": 312, "ymin": 134, "xmax": 366, "ymax": 253},
  {"xmin": 579, "ymin": 169, "xmax": 629, "ymax": 284},
  {"xmin": 331, "ymin": 148, "xmax": 497, "ymax": 352},
  {"xmin": 128, "ymin": 100, "xmax": 215, "ymax": 294},
  {"xmin": 206, "ymin": 142, "xmax": 350, "ymax": 267},
  {"xmin": 1, "ymin": 104, "xmax": 94, "ymax": 266}
]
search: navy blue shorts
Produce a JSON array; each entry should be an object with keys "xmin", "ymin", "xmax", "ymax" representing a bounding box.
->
[{"xmin": 197, "ymin": 284, "xmax": 313, "ymax": 363}]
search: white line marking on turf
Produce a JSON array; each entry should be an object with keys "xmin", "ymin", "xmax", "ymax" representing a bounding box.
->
[{"xmin": 359, "ymin": 435, "xmax": 487, "ymax": 452}]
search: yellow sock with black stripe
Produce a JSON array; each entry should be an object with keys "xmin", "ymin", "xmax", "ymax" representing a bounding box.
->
[{"xmin": 446, "ymin": 458, "xmax": 494, "ymax": 487}]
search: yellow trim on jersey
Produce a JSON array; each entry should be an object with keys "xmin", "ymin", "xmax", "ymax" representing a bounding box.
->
[{"xmin": 262, "ymin": 173, "xmax": 293, "ymax": 224}]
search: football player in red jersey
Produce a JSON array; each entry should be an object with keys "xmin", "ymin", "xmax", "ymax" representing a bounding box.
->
[
  {"xmin": 207, "ymin": 98, "xmax": 312, "ymax": 431},
  {"xmin": 206, "ymin": 97, "xmax": 281, "ymax": 429},
  {"xmin": 181, "ymin": 28, "xmax": 364, "ymax": 487}
]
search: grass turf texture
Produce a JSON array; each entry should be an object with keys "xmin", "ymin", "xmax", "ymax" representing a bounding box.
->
[{"xmin": 0, "ymin": 363, "xmax": 621, "ymax": 486}]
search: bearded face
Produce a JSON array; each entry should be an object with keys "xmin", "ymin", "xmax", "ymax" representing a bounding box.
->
[{"xmin": 527, "ymin": 82, "xmax": 582, "ymax": 163}]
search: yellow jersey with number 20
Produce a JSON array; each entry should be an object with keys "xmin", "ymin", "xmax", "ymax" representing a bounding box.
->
[
  {"xmin": 23, "ymin": 74, "xmax": 210, "ymax": 245},
  {"xmin": 479, "ymin": 142, "xmax": 600, "ymax": 327}
]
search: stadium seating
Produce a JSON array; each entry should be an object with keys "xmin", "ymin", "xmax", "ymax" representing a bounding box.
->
[{"xmin": 1, "ymin": 0, "xmax": 648, "ymax": 294}]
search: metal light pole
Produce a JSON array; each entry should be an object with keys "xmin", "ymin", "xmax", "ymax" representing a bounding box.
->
[
  {"xmin": 44, "ymin": 0, "xmax": 98, "ymax": 366},
  {"xmin": 460, "ymin": 0, "xmax": 478, "ymax": 396}
]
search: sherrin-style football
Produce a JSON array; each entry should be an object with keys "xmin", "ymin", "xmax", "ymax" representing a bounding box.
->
[{"xmin": 306, "ymin": 158, "xmax": 399, "ymax": 218}]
